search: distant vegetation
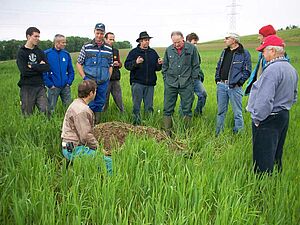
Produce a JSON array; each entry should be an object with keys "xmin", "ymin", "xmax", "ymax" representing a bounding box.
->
[
  {"xmin": 0, "ymin": 36, "xmax": 132, "ymax": 61},
  {"xmin": 200, "ymin": 28, "xmax": 300, "ymax": 50}
]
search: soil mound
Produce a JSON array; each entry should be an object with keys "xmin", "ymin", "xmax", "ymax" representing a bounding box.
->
[{"xmin": 94, "ymin": 121, "xmax": 186, "ymax": 152}]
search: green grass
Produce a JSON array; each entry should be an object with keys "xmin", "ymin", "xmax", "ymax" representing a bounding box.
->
[{"xmin": 0, "ymin": 40, "xmax": 300, "ymax": 224}]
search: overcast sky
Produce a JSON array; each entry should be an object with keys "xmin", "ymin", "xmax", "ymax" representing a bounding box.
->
[{"xmin": 0, "ymin": 0, "xmax": 299, "ymax": 47}]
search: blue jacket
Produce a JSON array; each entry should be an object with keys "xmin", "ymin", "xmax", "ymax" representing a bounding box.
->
[
  {"xmin": 80, "ymin": 40, "xmax": 113, "ymax": 84},
  {"xmin": 215, "ymin": 44, "xmax": 252, "ymax": 88},
  {"xmin": 43, "ymin": 48, "xmax": 74, "ymax": 88},
  {"xmin": 124, "ymin": 44, "xmax": 162, "ymax": 86}
]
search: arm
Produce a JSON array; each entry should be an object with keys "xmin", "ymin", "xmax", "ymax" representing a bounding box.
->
[
  {"xmin": 67, "ymin": 53, "xmax": 75, "ymax": 85},
  {"xmin": 155, "ymin": 51, "xmax": 162, "ymax": 71},
  {"xmin": 74, "ymin": 111, "xmax": 98, "ymax": 149},
  {"xmin": 237, "ymin": 51, "xmax": 252, "ymax": 86},
  {"xmin": 161, "ymin": 49, "xmax": 169, "ymax": 80},
  {"xmin": 16, "ymin": 49, "xmax": 33, "ymax": 77},
  {"xmin": 215, "ymin": 51, "xmax": 224, "ymax": 83},
  {"xmin": 191, "ymin": 46, "xmax": 200, "ymax": 80},
  {"xmin": 198, "ymin": 53, "xmax": 204, "ymax": 82},
  {"xmin": 76, "ymin": 45, "xmax": 86, "ymax": 79},
  {"xmin": 30, "ymin": 51, "xmax": 50, "ymax": 73},
  {"xmin": 76, "ymin": 63, "xmax": 85, "ymax": 79},
  {"xmin": 251, "ymin": 73, "xmax": 276, "ymax": 123},
  {"xmin": 124, "ymin": 50, "xmax": 140, "ymax": 71}
]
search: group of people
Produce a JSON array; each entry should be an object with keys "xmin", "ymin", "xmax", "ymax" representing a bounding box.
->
[{"xmin": 16, "ymin": 23, "xmax": 298, "ymax": 175}]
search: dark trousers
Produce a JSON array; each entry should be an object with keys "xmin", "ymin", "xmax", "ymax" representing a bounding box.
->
[
  {"xmin": 20, "ymin": 85, "xmax": 48, "ymax": 116},
  {"xmin": 103, "ymin": 80, "xmax": 124, "ymax": 112},
  {"xmin": 252, "ymin": 110, "xmax": 289, "ymax": 173},
  {"xmin": 131, "ymin": 83, "xmax": 154, "ymax": 124},
  {"xmin": 163, "ymin": 82, "xmax": 194, "ymax": 117}
]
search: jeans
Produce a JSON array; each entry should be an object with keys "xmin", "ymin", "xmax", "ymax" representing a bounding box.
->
[
  {"xmin": 48, "ymin": 85, "xmax": 72, "ymax": 113},
  {"xmin": 216, "ymin": 82, "xmax": 243, "ymax": 134},
  {"xmin": 194, "ymin": 80, "xmax": 207, "ymax": 114},
  {"xmin": 252, "ymin": 110, "xmax": 289, "ymax": 173},
  {"xmin": 131, "ymin": 83, "xmax": 154, "ymax": 124},
  {"xmin": 179, "ymin": 79, "xmax": 207, "ymax": 115},
  {"xmin": 89, "ymin": 79, "xmax": 109, "ymax": 112},
  {"xmin": 20, "ymin": 85, "xmax": 48, "ymax": 116},
  {"xmin": 62, "ymin": 145, "xmax": 113, "ymax": 175}
]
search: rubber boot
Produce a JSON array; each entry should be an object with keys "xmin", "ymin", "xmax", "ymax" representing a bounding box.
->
[
  {"xmin": 94, "ymin": 112, "xmax": 101, "ymax": 125},
  {"xmin": 163, "ymin": 116, "xmax": 172, "ymax": 137}
]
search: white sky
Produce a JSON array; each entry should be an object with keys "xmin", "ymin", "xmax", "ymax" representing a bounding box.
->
[{"xmin": 0, "ymin": 0, "xmax": 299, "ymax": 47}]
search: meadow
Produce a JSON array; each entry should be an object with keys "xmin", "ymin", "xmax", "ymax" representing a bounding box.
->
[{"xmin": 0, "ymin": 36, "xmax": 300, "ymax": 224}]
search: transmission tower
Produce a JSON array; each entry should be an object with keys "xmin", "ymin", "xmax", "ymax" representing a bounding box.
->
[{"xmin": 227, "ymin": 0, "xmax": 240, "ymax": 33}]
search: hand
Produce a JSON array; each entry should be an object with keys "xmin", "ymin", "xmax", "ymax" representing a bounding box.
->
[
  {"xmin": 158, "ymin": 58, "xmax": 163, "ymax": 64},
  {"xmin": 50, "ymin": 86, "xmax": 55, "ymax": 89},
  {"xmin": 255, "ymin": 122, "xmax": 260, "ymax": 127},
  {"xmin": 40, "ymin": 60, "xmax": 46, "ymax": 64},
  {"xmin": 113, "ymin": 61, "xmax": 120, "ymax": 67},
  {"xmin": 136, "ymin": 56, "xmax": 144, "ymax": 64}
]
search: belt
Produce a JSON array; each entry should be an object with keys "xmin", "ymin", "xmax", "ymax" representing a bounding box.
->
[{"xmin": 220, "ymin": 80, "xmax": 229, "ymax": 84}]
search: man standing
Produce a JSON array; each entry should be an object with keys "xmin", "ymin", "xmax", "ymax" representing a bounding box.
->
[
  {"xmin": 76, "ymin": 23, "xmax": 113, "ymax": 124},
  {"xmin": 215, "ymin": 33, "xmax": 251, "ymax": 135},
  {"xmin": 61, "ymin": 80, "xmax": 112, "ymax": 174},
  {"xmin": 179, "ymin": 32, "xmax": 207, "ymax": 116},
  {"xmin": 103, "ymin": 32, "xmax": 124, "ymax": 112},
  {"xmin": 43, "ymin": 34, "xmax": 75, "ymax": 114},
  {"xmin": 16, "ymin": 27, "xmax": 50, "ymax": 116},
  {"xmin": 124, "ymin": 31, "xmax": 162, "ymax": 125},
  {"xmin": 247, "ymin": 35, "xmax": 298, "ymax": 174},
  {"xmin": 162, "ymin": 31, "xmax": 200, "ymax": 136},
  {"xmin": 245, "ymin": 25, "xmax": 277, "ymax": 95}
]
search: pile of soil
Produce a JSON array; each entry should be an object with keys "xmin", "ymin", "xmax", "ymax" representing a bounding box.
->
[{"xmin": 94, "ymin": 121, "xmax": 187, "ymax": 152}]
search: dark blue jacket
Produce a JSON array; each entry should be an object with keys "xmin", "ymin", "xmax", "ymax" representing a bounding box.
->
[
  {"xmin": 124, "ymin": 45, "xmax": 162, "ymax": 86},
  {"xmin": 215, "ymin": 44, "xmax": 252, "ymax": 88},
  {"xmin": 43, "ymin": 48, "xmax": 74, "ymax": 88}
]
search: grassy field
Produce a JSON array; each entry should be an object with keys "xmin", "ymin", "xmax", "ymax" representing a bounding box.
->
[{"xmin": 0, "ymin": 34, "xmax": 300, "ymax": 224}]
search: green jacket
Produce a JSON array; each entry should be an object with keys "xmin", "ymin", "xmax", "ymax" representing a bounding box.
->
[{"xmin": 162, "ymin": 42, "xmax": 200, "ymax": 88}]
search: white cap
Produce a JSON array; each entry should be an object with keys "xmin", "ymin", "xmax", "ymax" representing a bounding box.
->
[{"xmin": 225, "ymin": 32, "xmax": 240, "ymax": 43}]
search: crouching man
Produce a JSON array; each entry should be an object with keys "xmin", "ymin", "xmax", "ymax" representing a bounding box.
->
[{"xmin": 61, "ymin": 80, "xmax": 112, "ymax": 174}]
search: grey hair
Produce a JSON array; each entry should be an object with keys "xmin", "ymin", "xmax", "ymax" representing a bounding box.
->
[
  {"xmin": 53, "ymin": 34, "xmax": 65, "ymax": 43},
  {"xmin": 265, "ymin": 45, "xmax": 285, "ymax": 55},
  {"xmin": 171, "ymin": 31, "xmax": 184, "ymax": 38}
]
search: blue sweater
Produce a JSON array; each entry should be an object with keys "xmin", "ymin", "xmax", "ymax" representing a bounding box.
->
[{"xmin": 43, "ymin": 48, "xmax": 74, "ymax": 88}]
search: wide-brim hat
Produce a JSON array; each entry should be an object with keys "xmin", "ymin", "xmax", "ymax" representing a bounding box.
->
[{"xmin": 136, "ymin": 31, "xmax": 153, "ymax": 42}]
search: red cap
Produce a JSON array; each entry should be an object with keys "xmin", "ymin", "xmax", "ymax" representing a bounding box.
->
[
  {"xmin": 256, "ymin": 35, "xmax": 285, "ymax": 52},
  {"xmin": 259, "ymin": 25, "xmax": 276, "ymax": 37}
]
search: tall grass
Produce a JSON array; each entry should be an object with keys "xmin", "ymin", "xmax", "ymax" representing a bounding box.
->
[{"xmin": 0, "ymin": 45, "xmax": 299, "ymax": 224}]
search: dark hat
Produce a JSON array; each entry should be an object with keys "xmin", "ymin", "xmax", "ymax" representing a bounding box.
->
[
  {"xmin": 95, "ymin": 23, "xmax": 105, "ymax": 32},
  {"xmin": 256, "ymin": 35, "xmax": 285, "ymax": 52},
  {"xmin": 136, "ymin": 31, "xmax": 153, "ymax": 42},
  {"xmin": 259, "ymin": 25, "xmax": 276, "ymax": 37}
]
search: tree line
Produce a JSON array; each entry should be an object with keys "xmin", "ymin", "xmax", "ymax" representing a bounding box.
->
[{"xmin": 0, "ymin": 36, "xmax": 132, "ymax": 61}]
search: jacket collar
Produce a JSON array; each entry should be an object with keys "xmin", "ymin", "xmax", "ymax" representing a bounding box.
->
[{"xmin": 224, "ymin": 43, "xmax": 245, "ymax": 53}]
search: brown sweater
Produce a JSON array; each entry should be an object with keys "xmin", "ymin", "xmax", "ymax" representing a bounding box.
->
[{"xmin": 61, "ymin": 98, "xmax": 98, "ymax": 149}]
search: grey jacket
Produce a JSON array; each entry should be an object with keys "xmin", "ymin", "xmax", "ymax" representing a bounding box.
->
[
  {"xmin": 246, "ymin": 58, "xmax": 298, "ymax": 123},
  {"xmin": 162, "ymin": 42, "xmax": 200, "ymax": 88}
]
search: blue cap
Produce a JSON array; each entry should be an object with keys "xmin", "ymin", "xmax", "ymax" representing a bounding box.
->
[{"xmin": 95, "ymin": 23, "xmax": 105, "ymax": 32}]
